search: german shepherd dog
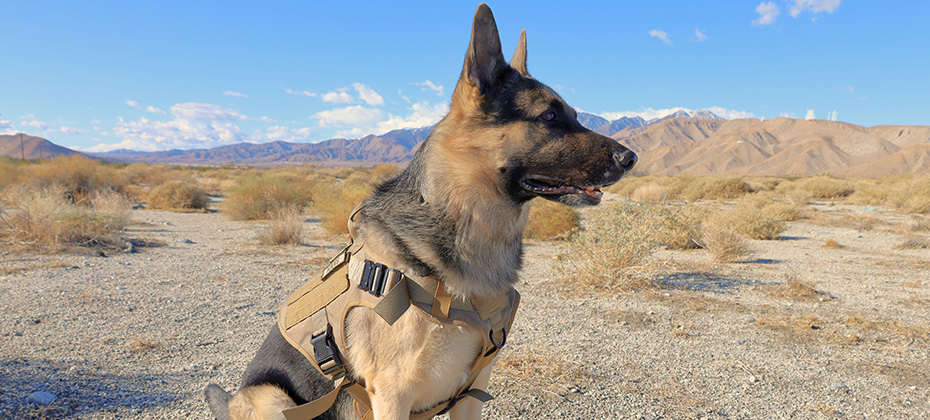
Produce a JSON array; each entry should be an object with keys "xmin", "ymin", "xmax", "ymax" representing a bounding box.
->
[{"xmin": 205, "ymin": 4, "xmax": 636, "ymax": 420}]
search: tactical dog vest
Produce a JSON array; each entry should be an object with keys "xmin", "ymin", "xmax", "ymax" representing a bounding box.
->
[{"xmin": 277, "ymin": 240, "xmax": 519, "ymax": 420}]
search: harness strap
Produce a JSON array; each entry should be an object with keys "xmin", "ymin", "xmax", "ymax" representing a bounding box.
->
[{"xmin": 281, "ymin": 376, "xmax": 349, "ymax": 420}]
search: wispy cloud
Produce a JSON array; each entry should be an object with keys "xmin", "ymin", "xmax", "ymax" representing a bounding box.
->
[
  {"xmin": 321, "ymin": 88, "xmax": 354, "ymax": 104},
  {"xmin": 126, "ymin": 100, "xmax": 166, "ymax": 115},
  {"xmin": 705, "ymin": 106, "xmax": 757, "ymax": 120},
  {"xmin": 285, "ymin": 88, "xmax": 317, "ymax": 97},
  {"xmin": 413, "ymin": 80, "xmax": 445, "ymax": 96},
  {"xmin": 789, "ymin": 0, "xmax": 842, "ymax": 18},
  {"xmin": 648, "ymin": 29, "xmax": 672, "ymax": 46},
  {"xmin": 835, "ymin": 85, "xmax": 854, "ymax": 94},
  {"xmin": 693, "ymin": 28, "xmax": 709, "ymax": 42},
  {"xmin": 223, "ymin": 91, "xmax": 248, "ymax": 98},
  {"xmin": 353, "ymin": 83, "xmax": 384, "ymax": 106},
  {"xmin": 753, "ymin": 2, "xmax": 781, "ymax": 26},
  {"xmin": 60, "ymin": 126, "xmax": 84, "ymax": 135},
  {"xmin": 0, "ymin": 120, "xmax": 15, "ymax": 134}
]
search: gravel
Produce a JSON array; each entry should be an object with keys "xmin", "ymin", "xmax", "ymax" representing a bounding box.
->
[{"xmin": 1, "ymin": 199, "xmax": 928, "ymax": 419}]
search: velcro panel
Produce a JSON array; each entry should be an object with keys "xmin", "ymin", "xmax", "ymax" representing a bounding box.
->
[{"xmin": 285, "ymin": 265, "xmax": 350, "ymax": 329}]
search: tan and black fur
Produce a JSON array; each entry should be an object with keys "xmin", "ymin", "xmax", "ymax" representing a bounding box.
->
[{"xmin": 205, "ymin": 4, "xmax": 636, "ymax": 420}]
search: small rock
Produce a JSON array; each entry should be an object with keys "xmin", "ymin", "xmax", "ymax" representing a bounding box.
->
[
  {"xmin": 182, "ymin": 239, "xmax": 196, "ymax": 244},
  {"xmin": 124, "ymin": 243, "xmax": 135, "ymax": 254},
  {"xmin": 27, "ymin": 391, "xmax": 56, "ymax": 406},
  {"xmin": 745, "ymin": 316, "xmax": 757, "ymax": 324},
  {"xmin": 830, "ymin": 382, "xmax": 848, "ymax": 390},
  {"xmin": 748, "ymin": 375, "xmax": 759, "ymax": 383},
  {"xmin": 117, "ymin": 285, "xmax": 128, "ymax": 290},
  {"xmin": 737, "ymin": 339, "xmax": 747, "ymax": 345},
  {"xmin": 621, "ymin": 321, "xmax": 630, "ymax": 326},
  {"xmin": 647, "ymin": 311, "xmax": 656, "ymax": 315}
]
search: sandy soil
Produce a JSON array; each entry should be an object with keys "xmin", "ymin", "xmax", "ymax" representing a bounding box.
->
[{"xmin": 1, "ymin": 197, "xmax": 928, "ymax": 419}]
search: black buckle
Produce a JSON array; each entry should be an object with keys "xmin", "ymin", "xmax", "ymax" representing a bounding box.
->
[
  {"xmin": 311, "ymin": 325, "xmax": 342, "ymax": 375},
  {"xmin": 359, "ymin": 260, "xmax": 400, "ymax": 297}
]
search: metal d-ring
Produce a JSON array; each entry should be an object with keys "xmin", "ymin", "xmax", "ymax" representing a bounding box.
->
[{"xmin": 489, "ymin": 328, "xmax": 507, "ymax": 349}]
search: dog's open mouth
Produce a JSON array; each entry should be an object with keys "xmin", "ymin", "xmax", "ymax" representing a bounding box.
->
[{"xmin": 520, "ymin": 175, "xmax": 603, "ymax": 202}]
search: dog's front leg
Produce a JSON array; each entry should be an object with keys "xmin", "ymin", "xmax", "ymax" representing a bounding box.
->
[
  {"xmin": 447, "ymin": 362, "xmax": 494, "ymax": 420},
  {"xmin": 367, "ymin": 384, "xmax": 414, "ymax": 420}
]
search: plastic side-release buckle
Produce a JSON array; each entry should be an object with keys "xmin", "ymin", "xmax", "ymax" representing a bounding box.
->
[{"xmin": 311, "ymin": 325, "xmax": 343, "ymax": 376}]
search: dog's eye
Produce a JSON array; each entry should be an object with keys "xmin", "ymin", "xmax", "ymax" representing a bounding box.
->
[{"xmin": 539, "ymin": 111, "xmax": 556, "ymax": 122}]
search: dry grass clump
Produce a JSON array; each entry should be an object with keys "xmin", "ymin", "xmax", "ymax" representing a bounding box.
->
[
  {"xmin": 0, "ymin": 187, "xmax": 131, "ymax": 251},
  {"xmin": 655, "ymin": 204, "xmax": 708, "ymax": 250},
  {"xmin": 223, "ymin": 175, "xmax": 313, "ymax": 220},
  {"xmin": 630, "ymin": 182, "xmax": 668, "ymax": 202},
  {"xmin": 310, "ymin": 180, "xmax": 372, "ymax": 234},
  {"xmin": 368, "ymin": 164, "xmax": 400, "ymax": 183},
  {"xmin": 493, "ymin": 348, "xmax": 594, "ymax": 391},
  {"xmin": 847, "ymin": 175, "xmax": 930, "ymax": 214},
  {"xmin": 737, "ymin": 192, "xmax": 804, "ymax": 222},
  {"xmin": 894, "ymin": 233, "xmax": 930, "ymax": 250},
  {"xmin": 127, "ymin": 337, "xmax": 160, "ymax": 353},
  {"xmin": 681, "ymin": 176, "xmax": 752, "ymax": 201},
  {"xmin": 724, "ymin": 203, "xmax": 786, "ymax": 240},
  {"xmin": 755, "ymin": 314, "xmax": 824, "ymax": 340},
  {"xmin": 24, "ymin": 155, "xmax": 128, "ymax": 204},
  {"xmin": 757, "ymin": 276, "xmax": 829, "ymax": 301},
  {"xmin": 523, "ymin": 199, "xmax": 579, "ymax": 241},
  {"xmin": 697, "ymin": 212, "xmax": 750, "ymax": 262},
  {"xmin": 557, "ymin": 200, "xmax": 668, "ymax": 292},
  {"xmin": 821, "ymin": 239, "xmax": 843, "ymax": 249},
  {"xmin": 776, "ymin": 176, "xmax": 854, "ymax": 200},
  {"xmin": 257, "ymin": 207, "xmax": 305, "ymax": 245},
  {"xmin": 146, "ymin": 180, "xmax": 209, "ymax": 211}
]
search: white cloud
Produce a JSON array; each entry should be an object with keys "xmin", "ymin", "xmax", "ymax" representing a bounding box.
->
[
  {"xmin": 413, "ymin": 80, "xmax": 445, "ymax": 96},
  {"xmin": 648, "ymin": 29, "xmax": 672, "ymax": 46},
  {"xmin": 753, "ymin": 2, "xmax": 781, "ymax": 26},
  {"xmin": 353, "ymin": 83, "xmax": 384, "ymax": 106},
  {"xmin": 789, "ymin": 0, "xmax": 841, "ymax": 17},
  {"xmin": 223, "ymin": 91, "xmax": 248, "ymax": 98},
  {"xmin": 126, "ymin": 100, "xmax": 141, "ymax": 108},
  {"xmin": 836, "ymin": 85, "xmax": 854, "ymax": 94},
  {"xmin": 91, "ymin": 119, "xmax": 101, "ymax": 125},
  {"xmin": 285, "ymin": 88, "xmax": 318, "ymax": 97},
  {"xmin": 170, "ymin": 102, "xmax": 244, "ymax": 122},
  {"xmin": 60, "ymin": 126, "xmax": 84, "ymax": 135},
  {"xmin": 314, "ymin": 102, "xmax": 448, "ymax": 138},
  {"xmin": 0, "ymin": 120, "xmax": 15, "ymax": 134},
  {"xmin": 805, "ymin": 109, "xmax": 816, "ymax": 120},
  {"xmin": 145, "ymin": 105, "xmax": 166, "ymax": 115},
  {"xmin": 313, "ymin": 106, "xmax": 384, "ymax": 128},
  {"xmin": 257, "ymin": 116, "xmax": 277, "ymax": 123},
  {"xmin": 705, "ymin": 106, "xmax": 756, "ymax": 120},
  {"xmin": 694, "ymin": 28, "xmax": 709, "ymax": 42},
  {"xmin": 601, "ymin": 107, "xmax": 688, "ymax": 121},
  {"xmin": 256, "ymin": 125, "xmax": 314, "ymax": 143},
  {"xmin": 321, "ymin": 88, "xmax": 354, "ymax": 104},
  {"xmin": 22, "ymin": 120, "xmax": 50, "ymax": 130},
  {"xmin": 599, "ymin": 106, "xmax": 754, "ymax": 121}
]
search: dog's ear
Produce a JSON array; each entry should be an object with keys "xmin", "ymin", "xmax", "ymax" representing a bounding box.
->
[
  {"xmin": 462, "ymin": 4, "xmax": 506, "ymax": 94},
  {"xmin": 510, "ymin": 29, "xmax": 529, "ymax": 77}
]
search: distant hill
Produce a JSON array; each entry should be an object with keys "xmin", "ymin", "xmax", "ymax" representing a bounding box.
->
[
  {"xmin": 0, "ymin": 134, "xmax": 88, "ymax": 160},
  {"xmin": 92, "ymin": 127, "xmax": 432, "ymax": 166},
  {"xmin": 617, "ymin": 118, "xmax": 930, "ymax": 177}
]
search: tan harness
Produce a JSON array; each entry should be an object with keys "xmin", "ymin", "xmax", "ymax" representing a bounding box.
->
[{"xmin": 276, "ymin": 214, "xmax": 520, "ymax": 420}]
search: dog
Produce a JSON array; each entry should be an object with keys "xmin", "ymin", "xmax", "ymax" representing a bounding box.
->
[{"xmin": 205, "ymin": 4, "xmax": 636, "ymax": 420}]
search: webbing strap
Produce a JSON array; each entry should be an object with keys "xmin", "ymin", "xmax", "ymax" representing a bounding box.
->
[{"xmin": 281, "ymin": 376, "xmax": 349, "ymax": 420}]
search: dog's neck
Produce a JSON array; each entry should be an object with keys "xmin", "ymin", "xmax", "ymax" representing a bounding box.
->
[{"xmin": 354, "ymin": 136, "xmax": 528, "ymax": 300}]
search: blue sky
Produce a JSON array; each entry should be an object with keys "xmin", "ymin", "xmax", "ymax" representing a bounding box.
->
[{"xmin": 1, "ymin": 1, "xmax": 928, "ymax": 152}]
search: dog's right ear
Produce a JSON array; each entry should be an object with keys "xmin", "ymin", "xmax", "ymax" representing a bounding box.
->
[
  {"xmin": 510, "ymin": 29, "xmax": 528, "ymax": 77},
  {"xmin": 461, "ymin": 4, "xmax": 506, "ymax": 95}
]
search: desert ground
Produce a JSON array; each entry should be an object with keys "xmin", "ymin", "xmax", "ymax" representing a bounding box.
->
[{"xmin": 1, "ymin": 190, "xmax": 928, "ymax": 420}]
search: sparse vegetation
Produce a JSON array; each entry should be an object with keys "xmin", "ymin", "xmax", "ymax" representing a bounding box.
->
[
  {"xmin": 757, "ymin": 276, "xmax": 829, "ymax": 301},
  {"xmin": 822, "ymin": 239, "xmax": 843, "ymax": 249},
  {"xmin": 698, "ymin": 213, "xmax": 750, "ymax": 262},
  {"xmin": 257, "ymin": 207, "xmax": 305, "ymax": 245},
  {"xmin": 223, "ymin": 175, "xmax": 313, "ymax": 220},
  {"xmin": 523, "ymin": 199, "xmax": 579, "ymax": 241},
  {"xmin": 146, "ymin": 180, "xmax": 209, "ymax": 211}
]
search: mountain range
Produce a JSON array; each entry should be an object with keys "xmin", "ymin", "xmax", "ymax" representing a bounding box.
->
[{"xmin": 3, "ymin": 108, "xmax": 928, "ymax": 177}]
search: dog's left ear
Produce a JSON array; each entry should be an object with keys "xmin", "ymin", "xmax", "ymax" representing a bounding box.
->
[
  {"xmin": 462, "ymin": 4, "xmax": 507, "ymax": 95},
  {"xmin": 510, "ymin": 29, "xmax": 529, "ymax": 77}
]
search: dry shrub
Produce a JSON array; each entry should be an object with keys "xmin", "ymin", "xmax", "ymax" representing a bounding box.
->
[
  {"xmin": 681, "ymin": 176, "xmax": 752, "ymax": 201},
  {"xmin": 524, "ymin": 199, "xmax": 579, "ymax": 241},
  {"xmin": 777, "ymin": 176, "xmax": 854, "ymax": 200},
  {"xmin": 656, "ymin": 204, "xmax": 708, "ymax": 250},
  {"xmin": 907, "ymin": 216, "xmax": 930, "ymax": 233},
  {"xmin": 736, "ymin": 192, "xmax": 803, "ymax": 222},
  {"xmin": 310, "ymin": 180, "xmax": 372, "ymax": 234},
  {"xmin": 0, "ymin": 157, "xmax": 26, "ymax": 189},
  {"xmin": 727, "ymin": 205, "xmax": 785, "ymax": 240},
  {"xmin": 821, "ymin": 239, "xmax": 843, "ymax": 249},
  {"xmin": 224, "ymin": 175, "xmax": 313, "ymax": 220},
  {"xmin": 697, "ymin": 212, "xmax": 750, "ymax": 262},
  {"xmin": 0, "ymin": 187, "xmax": 131, "ymax": 251},
  {"xmin": 369, "ymin": 164, "xmax": 400, "ymax": 183},
  {"xmin": 147, "ymin": 180, "xmax": 209, "ymax": 211},
  {"xmin": 758, "ymin": 276, "xmax": 829, "ymax": 301},
  {"xmin": 848, "ymin": 176, "xmax": 930, "ymax": 214},
  {"xmin": 557, "ymin": 200, "xmax": 668, "ymax": 292},
  {"xmin": 630, "ymin": 183, "xmax": 667, "ymax": 202},
  {"xmin": 24, "ymin": 155, "xmax": 127, "ymax": 203},
  {"xmin": 257, "ymin": 207, "xmax": 305, "ymax": 245}
]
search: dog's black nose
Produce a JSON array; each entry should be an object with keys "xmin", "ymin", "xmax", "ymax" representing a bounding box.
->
[{"xmin": 614, "ymin": 149, "xmax": 638, "ymax": 172}]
